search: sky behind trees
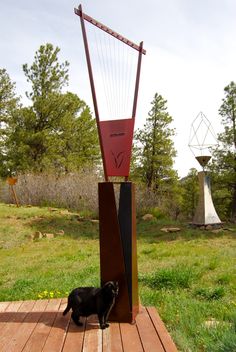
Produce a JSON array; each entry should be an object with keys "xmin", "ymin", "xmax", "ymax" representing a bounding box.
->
[{"xmin": 1, "ymin": 0, "xmax": 236, "ymax": 176}]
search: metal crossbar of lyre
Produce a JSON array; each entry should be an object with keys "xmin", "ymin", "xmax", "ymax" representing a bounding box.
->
[{"xmin": 74, "ymin": 5, "xmax": 146, "ymax": 181}]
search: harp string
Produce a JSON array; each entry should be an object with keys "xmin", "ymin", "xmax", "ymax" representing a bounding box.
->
[{"xmin": 86, "ymin": 22, "xmax": 138, "ymax": 121}]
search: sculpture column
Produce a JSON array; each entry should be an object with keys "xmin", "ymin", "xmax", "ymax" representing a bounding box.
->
[
  {"xmin": 99, "ymin": 182, "xmax": 138, "ymax": 323},
  {"xmin": 193, "ymin": 171, "xmax": 221, "ymax": 225}
]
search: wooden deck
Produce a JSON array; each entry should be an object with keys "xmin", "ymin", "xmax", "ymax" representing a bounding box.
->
[{"xmin": 0, "ymin": 299, "xmax": 178, "ymax": 352}]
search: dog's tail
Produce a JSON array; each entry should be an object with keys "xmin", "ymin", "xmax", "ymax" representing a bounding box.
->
[{"xmin": 63, "ymin": 303, "xmax": 71, "ymax": 316}]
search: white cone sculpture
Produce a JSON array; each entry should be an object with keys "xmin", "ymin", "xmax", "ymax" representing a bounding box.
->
[{"xmin": 189, "ymin": 112, "xmax": 221, "ymax": 225}]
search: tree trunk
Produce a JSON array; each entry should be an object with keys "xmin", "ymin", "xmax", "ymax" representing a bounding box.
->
[{"xmin": 231, "ymin": 182, "xmax": 236, "ymax": 222}]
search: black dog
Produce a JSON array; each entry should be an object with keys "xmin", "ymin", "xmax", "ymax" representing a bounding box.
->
[{"xmin": 63, "ymin": 281, "xmax": 119, "ymax": 329}]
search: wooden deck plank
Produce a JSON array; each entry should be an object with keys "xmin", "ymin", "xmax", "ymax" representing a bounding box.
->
[
  {"xmin": 120, "ymin": 322, "xmax": 143, "ymax": 352},
  {"xmin": 0, "ymin": 301, "xmax": 10, "ymax": 312},
  {"xmin": 6, "ymin": 300, "xmax": 49, "ymax": 352},
  {"xmin": 103, "ymin": 323, "xmax": 123, "ymax": 352},
  {"xmin": 0, "ymin": 301, "xmax": 23, "ymax": 335},
  {"xmin": 22, "ymin": 299, "xmax": 61, "ymax": 352},
  {"xmin": 0, "ymin": 300, "xmax": 178, "ymax": 352},
  {"xmin": 147, "ymin": 307, "xmax": 178, "ymax": 352},
  {"xmin": 0, "ymin": 300, "xmax": 35, "ymax": 351},
  {"xmin": 82, "ymin": 315, "xmax": 102, "ymax": 352},
  {"xmin": 62, "ymin": 317, "xmax": 86, "ymax": 352},
  {"xmin": 42, "ymin": 299, "xmax": 70, "ymax": 352},
  {"xmin": 0, "ymin": 302, "xmax": 23, "ymax": 342},
  {"xmin": 136, "ymin": 307, "xmax": 165, "ymax": 352}
]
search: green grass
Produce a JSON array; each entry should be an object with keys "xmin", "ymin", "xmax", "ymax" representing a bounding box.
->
[{"xmin": 0, "ymin": 203, "xmax": 235, "ymax": 351}]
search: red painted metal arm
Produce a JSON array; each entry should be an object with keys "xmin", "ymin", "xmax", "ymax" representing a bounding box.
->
[
  {"xmin": 74, "ymin": 6, "xmax": 146, "ymax": 55},
  {"xmin": 78, "ymin": 4, "xmax": 108, "ymax": 181},
  {"xmin": 132, "ymin": 41, "xmax": 143, "ymax": 120}
]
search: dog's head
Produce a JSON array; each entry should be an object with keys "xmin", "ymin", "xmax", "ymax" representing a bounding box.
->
[{"xmin": 103, "ymin": 281, "xmax": 119, "ymax": 296}]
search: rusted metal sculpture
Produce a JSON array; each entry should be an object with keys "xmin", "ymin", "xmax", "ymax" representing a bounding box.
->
[
  {"xmin": 75, "ymin": 5, "xmax": 145, "ymax": 322},
  {"xmin": 189, "ymin": 112, "xmax": 221, "ymax": 225}
]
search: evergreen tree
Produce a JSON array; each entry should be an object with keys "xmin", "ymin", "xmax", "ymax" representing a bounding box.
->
[
  {"xmin": 6, "ymin": 44, "xmax": 99, "ymax": 173},
  {"xmin": 180, "ymin": 168, "xmax": 199, "ymax": 219},
  {"xmin": 23, "ymin": 43, "xmax": 69, "ymax": 100},
  {"xmin": 0, "ymin": 69, "xmax": 19, "ymax": 176},
  {"xmin": 211, "ymin": 81, "xmax": 236, "ymax": 221},
  {"xmin": 133, "ymin": 93, "xmax": 177, "ymax": 191}
]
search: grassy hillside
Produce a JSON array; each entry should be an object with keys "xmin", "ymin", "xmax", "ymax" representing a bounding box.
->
[{"xmin": 0, "ymin": 203, "xmax": 235, "ymax": 351}]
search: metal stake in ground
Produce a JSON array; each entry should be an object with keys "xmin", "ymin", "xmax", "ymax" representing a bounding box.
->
[{"xmin": 7, "ymin": 177, "xmax": 19, "ymax": 207}]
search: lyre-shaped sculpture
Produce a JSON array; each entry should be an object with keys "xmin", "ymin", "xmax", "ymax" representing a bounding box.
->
[
  {"xmin": 189, "ymin": 112, "xmax": 221, "ymax": 225},
  {"xmin": 75, "ymin": 5, "xmax": 146, "ymax": 322},
  {"xmin": 75, "ymin": 5, "xmax": 146, "ymax": 181}
]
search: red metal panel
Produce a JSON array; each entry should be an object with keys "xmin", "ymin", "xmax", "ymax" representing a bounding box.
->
[{"xmin": 99, "ymin": 118, "xmax": 135, "ymax": 177}]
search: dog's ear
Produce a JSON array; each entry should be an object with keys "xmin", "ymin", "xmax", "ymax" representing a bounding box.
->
[
  {"xmin": 107, "ymin": 282, "xmax": 114, "ymax": 289},
  {"xmin": 103, "ymin": 281, "xmax": 114, "ymax": 289}
]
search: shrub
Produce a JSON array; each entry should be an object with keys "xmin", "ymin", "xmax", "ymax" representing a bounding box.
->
[
  {"xmin": 0, "ymin": 170, "xmax": 101, "ymax": 213},
  {"xmin": 216, "ymin": 274, "xmax": 231, "ymax": 285},
  {"xmin": 194, "ymin": 286, "xmax": 225, "ymax": 300},
  {"xmin": 140, "ymin": 265, "xmax": 198, "ymax": 290}
]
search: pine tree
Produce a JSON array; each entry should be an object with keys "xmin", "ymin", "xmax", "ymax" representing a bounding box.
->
[
  {"xmin": 23, "ymin": 43, "xmax": 69, "ymax": 100},
  {"xmin": 0, "ymin": 69, "xmax": 20, "ymax": 176},
  {"xmin": 6, "ymin": 44, "xmax": 100, "ymax": 173},
  {"xmin": 211, "ymin": 81, "xmax": 236, "ymax": 222},
  {"xmin": 133, "ymin": 93, "xmax": 177, "ymax": 191},
  {"xmin": 180, "ymin": 168, "xmax": 199, "ymax": 219}
]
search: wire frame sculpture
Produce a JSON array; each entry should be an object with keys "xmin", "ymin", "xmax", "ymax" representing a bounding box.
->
[
  {"xmin": 74, "ymin": 5, "xmax": 146, "ymax": 181},
  {"xmin": 188, "ymin": 112, "xmax": 218, "ymax": 169}
]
